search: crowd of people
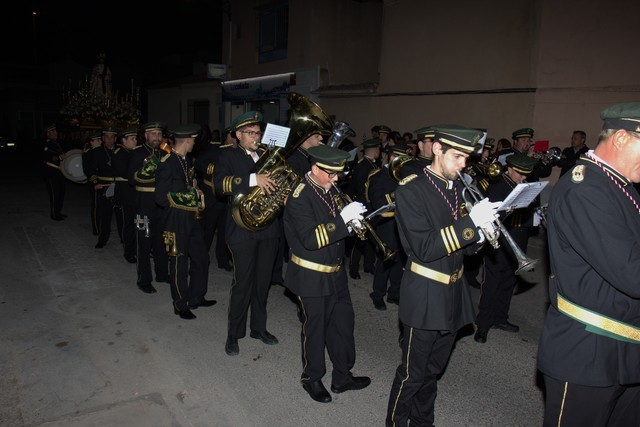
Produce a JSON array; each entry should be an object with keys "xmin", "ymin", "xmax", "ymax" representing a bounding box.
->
[{"xmin": 41, "ymin": 99, "xmax": 639, "ymax": 426}]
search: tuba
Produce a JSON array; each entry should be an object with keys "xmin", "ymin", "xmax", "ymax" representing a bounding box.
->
[
  {"xmin": 389, "ymin": 154, "xmax": 414, "ymax": 182},
  {"xmin": 327, "ymin": 121, "xmax": 355, "ymax": 148},
  {"xmin": 231, "ymin": 92, "xmax": 334, "ymax": 231}
]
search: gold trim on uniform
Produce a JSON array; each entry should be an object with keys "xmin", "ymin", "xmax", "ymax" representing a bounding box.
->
[
  {"xmin": 440, "ymin": 225, "xmax": 461, "ymax": 254},
  {"xmin": 557, "ymin": 293, "xmax": 640, "ymax": 343},
  {"xmin": 203, "ymin": 179, "xmax": 213, "ymax": 188},
  {"xmin": 135, "ymin": 186, "xmax": 155, "ymax": 192},
  {"xmin": 326, "ymin": 223, "xmax": 336, "ymax": 232},
  {"xmin": 292, "ymin": 183, "xmax": 305, "ymax": 198},
  {"xmin": 115, "ymin": 177, "xmax": 127, "ymax": 182},
  {"xmin": 223, "ymin": 176, "xmax": 234, "ymax": 193},
  {"xmin": 399, "ymin": 174, "xmax": 418, "ymax": 186},
  {"xmin": 462, "ymin": 227, "xmax": 475, "ymax": 240},
  {"xmin": 290, "ymin": 254, "xmax": 341, "ymax": 273},
  {"xmin": 409, "ymin": 262, "xmax": 464, "ymax": 285},
  {"xmin": 45, "ymin": 161, "xmax": 60, "ymax": 169},
  {"xmin": 314, "ymin": 224, "xmax": 329, "ymax": 249},
  {"xmin": 571, "ymin": 165, "xmax": 585, "ymax": 184},
  {"xmin": 206, "ymin": 163, "xmax": 214, "ymax": 176}
]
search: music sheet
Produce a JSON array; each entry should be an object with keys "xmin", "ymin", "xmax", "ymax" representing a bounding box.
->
[
  {"xmin": 498, "ymin": 181, "xmax": 548, "ymax": 211},
  {"xmin": 262, "ymin": 123, "xmax": 290, "ymax": 148}
]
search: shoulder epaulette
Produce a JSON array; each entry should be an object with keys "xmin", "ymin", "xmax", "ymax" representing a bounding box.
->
[
  {"xmin": 570, "ymin": 165, "xmax": 585, "ymax": 184},
  {"xmin": 113, "ymin": 147, "xmax": 121, "ymax": 154},
  {"xmin": 367, "ymin": 168, "xmax": 382, "ymax": 180},
  {"xmin": 133, "ymin": 145, "xmax": 143, "ymax": 150},
  {"xmin": 220, "ymin": 144, "xmax": 234, "ymax": 149},
  {"xmin": 399, "ymin": 174, "xmax": 418, "ymax": 185},
  {"xmin": 292, "ymin": 182, "xmax": 305, "ymax": 198},
  {"xmin": 160, "ymin": 153, "xmax": 171, "ymax": 162}
]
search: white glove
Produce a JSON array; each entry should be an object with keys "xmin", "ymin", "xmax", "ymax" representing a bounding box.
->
[
  {"xmin": 469, "ymin": 198, "xmax": 501, "ymax": 228},
  {"xmin": 340, "ymin": 201, "xmax": 367, "ymax": 225},
  {"xmin": 533, "ymin": 210, "xmax": 542, "ymax": 227}
]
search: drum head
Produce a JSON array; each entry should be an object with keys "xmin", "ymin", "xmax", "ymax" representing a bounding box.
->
[{"xmin": 60, "ymin": 149, "xmax": 87, "ymax": 184}]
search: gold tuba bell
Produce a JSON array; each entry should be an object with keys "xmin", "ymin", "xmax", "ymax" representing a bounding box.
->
[{"xmin": 231, "ymin": 92, "xmax": 334, "ymax": 231}]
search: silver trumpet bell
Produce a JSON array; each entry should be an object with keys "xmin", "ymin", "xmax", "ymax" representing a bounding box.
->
[{"xmin": 457, "ymin": 171, "xmax": 537, "ymax": 274}]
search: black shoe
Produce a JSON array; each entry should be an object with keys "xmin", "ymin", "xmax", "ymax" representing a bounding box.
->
[
  {"xmin": 218, "ymin": 263, "xmax": 233, "ymax": 272},
  {"xmin": 492, "ymin": 321, "xmax": 520, "ymax": 333},
  {"xmin": 95, "ymin": 242, "xmax": 105, "ymax": 249},
  {"xmin": 250, "ymin": 330, "xmax": 279, "ymax": 345},
  {"xmin": 349, "ymin": 271, "xmax": 361, "ymax": 280},
  {"xmin": 188, "ymin": 299, "xmax": 217, "ymax": 309},
  {"xmin": 155, "ymin": 276, "xmax": 170, "ymax": 284},
  {"xmin": 370, "ymin": 293, "xmax": 386, "ymax": 311},
  {"xmin": 331, "ymin": 376, "xmax": 371, "ymax": 394},
  {"xmin": 303, "ymin": 380, "xmax": 332, "ymax": 403},
  {"xmin": 364, "ymin": 267, "xmax": 374, "ymax": 274},
  {"xmin": 51, "ymin": 214, "xmax": 64, "ymax": 221},
  {"xmin": 474, "ymin": 328, "xmax": 488, "ymax": 343},
  {"xmin": 174, "ymin": 308, "xmax": 197, "ymax": 320},
  {"xmin": 60, "ymin": 214, "xmax": 68, "ymax": 218},
  {"xmin": 386, "ymin": 297, "xmax": 399, "ymax": 306},
  {"xmin": 225, "ymin": 336, "xmax": 239, "ymax": 356},
  {"xmin": 138, "ymin": 283, "xmax": 157, "ymax": 294},
  {"xmin": 124, "ymin": 255, "xmax": 137, "ymax": 264}
]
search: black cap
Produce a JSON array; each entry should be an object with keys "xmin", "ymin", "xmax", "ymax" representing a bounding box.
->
[
  {"xmin": 231, "ymin": 111, "xmax": 263, "ymax": 131},
  {"xmin": 142, "ymin": 121, "xmax": 167, "ymax": 132},
  {"xmin": 506, "ymin": 153, "xmax": 536, "ymax": 174},
  {"xmin": 377, "ymin": 125, "xmax": 392, "ymax": 134},
  {"xmin": 512, "ymin": 128, "xmax": 534, "ymax": 139},
  {"xmin": 308, "ymin": 145, "xmax": 350, "ymax": 171},
  {"xmin": 362, "ymin": 138, "xmax": 382, "ymax": 149},
  {"xmin": 119, "ymin": 127, "xmax": 138, "ymax": 138},
  {"xmin": 171, "ymin": 124, "xmax": 201, "ymax": 139},
  {"xmin": 386, "ymin": 144, "xmax": 411, "ymax": 157},
  {"xmin": 433, "ymin": 126, "xmax": 484, "ymax": 154},
  {"xmin": 601, "ymin": 102, "xmax": 640, "ymax": 132},
  {"xmin": 102, "ymin": 126, "xmax": 118, "ymax": 135},
  {"xmin": 44, "ymin": 123, "xmax": 57, "ymax": 132},
  {"xmin": 414, "ymin": 126, "xmax": 436, "ymax": 141}
]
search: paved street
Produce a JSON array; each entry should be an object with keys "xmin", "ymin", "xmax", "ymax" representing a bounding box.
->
[{"xmin": 0, "ymin": 153, "xmax": 548, "ymax": 426}]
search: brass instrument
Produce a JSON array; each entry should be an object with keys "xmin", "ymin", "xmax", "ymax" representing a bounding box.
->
[
  {"xmin": 456, "ymin": 171, "xmax": 537, "ymax": 274},
  {"xmin": 162, "ymin": 231, "xmax": 180, "ymax": 256},
  {"xmin": 231, "ymin": 92, "xmax": 334, "ymax": 231},
  {"xmin": 332, "ymin": 183, "xmax": 397, "ymax": 262},
  {"xmin": 327, "ymin": 121, "xmax": 355, "ymax": 148},
  {"xmin": 192, "ymin": 178, "xmax": 205, "ymax": 220},
  {"xmin": 389, "ymin": 154, "xmax": 414, "ymax": 182},
  {"xmin": 466, "ymin": 159, "xmax": 503, "ymax": 178},
  {"xmin": 532, "ymin": 146, "xmax": 562, "ymax": 165}
]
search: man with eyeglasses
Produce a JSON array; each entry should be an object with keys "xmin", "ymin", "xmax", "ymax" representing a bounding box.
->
[
  {"xmin": 284, "ymin": 144, "xmax": 370, "ymax": 403},
  {"xmin": 214, "ymin": 111, "xmax": 280, "ymax": 356}
]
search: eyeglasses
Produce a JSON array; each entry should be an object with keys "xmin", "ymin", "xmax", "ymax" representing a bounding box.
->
[
  {"xmin": 319, "ymin": 167, "xmax": 339, "ymax": 178},
  {"xmin": 239, "ymin": 130, "xmax": 262, "ymax": 137}
]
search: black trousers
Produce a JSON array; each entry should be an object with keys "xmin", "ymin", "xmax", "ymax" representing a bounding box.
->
[
  {"xmin": 543, "ymin": 375, "xmax": 640, "ymax": 427},
  {"xmin": 118, "ymin": 202, "xmax": 136, "ymax": 258},
  {"xmin": 201, "ymin": 200, "xmax": 231, "ymax": 267},
  {"xmin": 349, "ymin": 236, "xmax": 376, "ymax": 274},
  {"xmin": 135, "ymin": 209, "xmax": 169, "ymax": 286},
  {"xmin": 96, "ymin": 189, "xmax": 122, "ymax": 246},
  {"xmin": 44, "ymin": 172, "xmax": 65, "ymax": 218},
  {"xmin": 298, "ymin": 281, "xmax": 355, "ymax": 387},
  {"xmin": 89, "ymin": 186, "xmax": 98, "ymax": 235},
  {"xmin": 169, "ymin": 221, "xmax": 209, "ymax": 312},
  {"xmin": 386, "ymin": 327, "xmax": 456, "ymax": 427},
  {"xmin": 371, "ymin": 253, "xmax": 403, "ymax": 301},
  {"xmin": 227, "ymin": 238, "xmax": 278, "ymax": 338}
]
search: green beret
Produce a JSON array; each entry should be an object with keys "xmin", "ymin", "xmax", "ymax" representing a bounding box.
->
[
  {"xmin": 433, "ymin": 126, "xmax": 484, "ymax": 154},
  {"xmin": 512, "ymin": 128, "xmax": 534, "ymax": 139},
  {"xmin": 119, "ymin": 127, "xmax": 138, "ymax": 138},
  {"xmin": 142, "ymin": 121, "xmax": 167, "ymax": 132},
  {"xmin": 307, "ymin": 145, "xmax": 350, "ymax": 171},
  {"xmin": 506, "ymin": 153, "xmax": 536, "ymax": 175},
  {"xmin": 171, "ymin": 124, "xmax": 200, "ymax": 139},
  {"xmin": 102, "ymin": 126, "xmax": 118, "ymax": 135},
  {"xmin": 89, "ymin": 131, "xmax": 102, "ymax": 141},
  {"xmin": 377, "ymin": 125, "xmax": 392, "ymax": 134},
  {"xmin": 44, "ymin": 123, "xmax": 57, "ymax": 132},
  {"xmin": 231, "ymin": 111, "xmax": 263, "ymax": 131},
  {"xmin": 386, "ymin": 144, "xmax": 411, "ymax": 157},
  {"xmin": 414, "ymin": 126, "xmax": 436, "ymax": 141},
  {"xmin": 600, "ymin": 102, "xmax": 640, "ymax": 132},
  {"xmin": 362, "ymin": 138, "xmax": 382, "ymax": 149}
]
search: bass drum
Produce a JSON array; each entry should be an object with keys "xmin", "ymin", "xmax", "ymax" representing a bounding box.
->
[{"xmin": 60, "ymin": 149, "xmax": 87, "ymax": 184}]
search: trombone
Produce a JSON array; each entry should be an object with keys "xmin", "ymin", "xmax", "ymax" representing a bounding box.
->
[
  {"xmin": 331, "ymin": 183, "xmax": 397, "ymax": 262},
  {"xmin": 456, "ymin": 171, "xmax": 537, "ymax": 274}
]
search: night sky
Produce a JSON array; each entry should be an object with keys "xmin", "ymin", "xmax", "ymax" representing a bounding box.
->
[{"xmin": 7, "ymin": 0, "xmax": 224, "ymax": 84}]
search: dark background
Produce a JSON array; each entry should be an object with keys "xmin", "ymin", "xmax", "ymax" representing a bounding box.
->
[{"xmin": 7, "ymin": 0, "xmax": 225, "ymax": 85}]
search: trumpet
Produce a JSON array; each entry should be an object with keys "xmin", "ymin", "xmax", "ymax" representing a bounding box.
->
[
  {"xmin": 532, "ymin": 147, "xmax": 562, "ymax": 165},
  {"xmin": 192, "ymin": 178, "xmax": 205, "ymax": 220},
  {"xmin": 163, "ymin": 231, "xmax": 180, "ymax": 256},
  {"xmin": 332, "ymin": 183, "xmax": 397, "ymax": 262},
  {"xmin": 456, "ymin": 171, "xmax": 537, "ymax": 274},
  {"xmin": 466, "ymin": 159, "xmax": 503, "ymax": 179}
]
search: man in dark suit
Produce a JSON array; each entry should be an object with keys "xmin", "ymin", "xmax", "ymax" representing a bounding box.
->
[
  {"xmin": 556, "ymin": 130, "xmax": 588, "ymax": 176},
  {"xmin": 284, "ymin": 144, "xmax": 371, "ymax": 403},
  {"xmin": 112, "ymin": 127, "xmax": 138, "ymax": 263},
  {"xmin": 42, "ymin": 123, "xmax": 67, "ymax": 221}
]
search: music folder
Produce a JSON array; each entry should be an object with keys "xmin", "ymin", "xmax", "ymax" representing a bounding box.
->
[
  {"xmin": 262, "ymin": 123, "xmax": 291, "ymax": 148},
  {"xmin": 497, "ymin": 181, "xmax": 548, "ymax": 211}
]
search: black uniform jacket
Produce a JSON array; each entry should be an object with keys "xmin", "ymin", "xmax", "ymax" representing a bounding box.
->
[
  {"xmin": 557, "ymin": 145, "xmax": 589, "ymax": 176},
  {"xmin": 538, "ymin": 155, "xmax": 640, "ymax": 386},
  {"xmin": 367, "ymin": 166, "xmax": 400, "ymax": 251},
  {"xmin": 398, "ymin": 155, "xmax": 432, "ymax": 180},
  {"xmin": 485, "ymin": 174, "xmax": 533, "ymax": 239},
  {"xmin": 395, "ymin": 169, "xmax": 482, "ymax": 331},
  {"xmin": 194, "ymin": 141, "xmax": 228, "ymax": 203},
  {"xmin": 286, "ymin": 148, "xmax": 312, "ymax": 178},
  {"xmin": 43, "ymin": 139, "xmax": 64, "ymax": 174},
  {"xmin": 346, "ymin": 156, "xmax": 379, "ymax": 204},
  {"xmin": 128, "ymin": 144, "xmax": 162, "ymax": 215},
  {"xmin": 284, "ymin": 177, "xmax": 351, "ymax": 297},
  {"xmin": 155, "ymin": 152, "xmax": 198, "ymax": 235},
  {"xmin": 112, "ymin": 145, "xmax": 135, "ymax": 206},
  {"xmin": 213, "ymin": 144, "xmax": 280, "ymax": 245}
]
